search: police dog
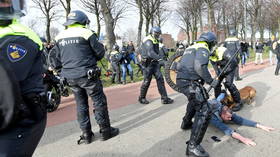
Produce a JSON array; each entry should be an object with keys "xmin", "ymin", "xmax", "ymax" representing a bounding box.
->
[{"xmin": 222, "ymin": 86, "xmax": 257, "ymax": 109}]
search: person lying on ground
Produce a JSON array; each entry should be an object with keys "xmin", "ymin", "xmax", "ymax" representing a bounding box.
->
[{"xmin": 209, "ymin": 93, "xmax": 275, "ymax": 146}]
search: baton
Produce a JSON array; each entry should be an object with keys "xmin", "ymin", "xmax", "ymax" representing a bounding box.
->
[{"xmin": 207, "ymin": 47, "xmax": 241, "ymax": 93}]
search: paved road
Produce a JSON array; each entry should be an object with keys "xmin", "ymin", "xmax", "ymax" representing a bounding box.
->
[{"xmin": 34, "ymin": 62, "xmax": 280, "ymax": 157}]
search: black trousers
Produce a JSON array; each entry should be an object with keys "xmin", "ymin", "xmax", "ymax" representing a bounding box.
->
[
  {"xmin": 177, "ymin": 79, "xmax": 212, "ymax": 146},
  {"xmin": 67, "ymin": 77, "xmax": 111, "ymax": 132},
  {"xmin": 139, "ymin": 61, "xmax": 168, "ymax": 99},
  {"xmin": 111, "ymin": 62, "xmax": 121, "ymax": 83},
  {"xmin": 275, "ymin": 54, "xmax": 280, "ymax": 75},
  {"xmin": 0, "ymin": 116, "xmax": 47, "ymax": 157},
  {"xmin": 214, "ymin": 69, "xmax": 241, "ymax": 103}
]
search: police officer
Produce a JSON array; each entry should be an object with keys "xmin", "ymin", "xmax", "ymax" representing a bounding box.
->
[
  {"xmin": 210, "ymin": 44, "xmax": 243, "ymax": 111},
  {"xmin": 0, "ymin": 0, "xmax": 47, "ymax": 156},
  {"xmin": 176, "ymin": 32, "xmax": 219, "ymax": 157},
  {"xmin": 50, "ymin": 10, "xmax": 119, "ymax": 144},
  {"xmin": 158, "ymin": 37, "xmax": 169, "ymax": 68},
  {"xmin": 110, "ymin": 44, "xmax": 122, "ymax": 84},
  {"xmin": 273, "ymin": 39, "xmax": 280, "ymax": 75},
  {"xmin": 224, "ymin": 29, "xmax": 242, "ymax": 81},
  {"xmin": 138, "ymin": 26, "xmax": 173, "ymax": 104}
]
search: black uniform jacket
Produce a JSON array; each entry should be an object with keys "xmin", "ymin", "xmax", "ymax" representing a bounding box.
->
[
  {"xmin": 177, "ymin": 42, "xmax": 213, "ymax": 84},
  {"xmin": 51, "ymin": 26, "xmax": 105, "ymax": 79}
]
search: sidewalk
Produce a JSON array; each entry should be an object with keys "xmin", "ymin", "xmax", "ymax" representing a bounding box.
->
[
  {"xmin": 34, "ymin": 62, "xmax": 280, "ymax": 157},
  {"xmin": 46, "ymin": 59, "xmax": 272, "ymax": 127}
]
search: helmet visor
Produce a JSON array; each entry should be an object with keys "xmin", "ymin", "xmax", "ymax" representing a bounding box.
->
[{"xmin": 0, "ymin": 0, "xmax": 26, "ymax": 20}]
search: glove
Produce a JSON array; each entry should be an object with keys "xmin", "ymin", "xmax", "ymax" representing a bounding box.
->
[{"xmin": 210, "ymin": 79, "xmax": 219, "ymax": 89}]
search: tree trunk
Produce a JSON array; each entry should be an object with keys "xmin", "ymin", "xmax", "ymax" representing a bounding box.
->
[
  {"xmin": 99, "ymin": 0, "xmax": 116, "ymax": 51},
  {"xmin": 46, "ymin": 18, "xmax": 51, "ymax": 43},
  {"xmin": 199, "ymin": 8, "xmax": 203, "ymax": 33},
  {"xmin": 145, "ymin": 17, "xmax": 150, "ymax": 36},
  {"xmin": 222, "ymin": 6, "xmax": 227, "ymax": 39},
  {"xmin": 208, "ymin": 3, "xmax": 216, "ymax": 33},
  {"xmin": 137, "ymin": 0, "xmax": 143, "ymax": 46},
  {"xmin": 66, "ymin": 1, "xmax": 71, "ymax": 17},
  {"xmin": 95, "ymin": 0, "xmax": 101, "ymax": 37},
  {"xmin": 278, "ymin": 18, "xmax": 280, "ymax": 37}
]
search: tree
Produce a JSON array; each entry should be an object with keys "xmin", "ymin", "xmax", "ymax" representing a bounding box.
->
[
  {"xmin": 204, "ymin": 0, "xmax": 218, "ymax": 33},
  {"xmin": 59, "ymin": 0, "xmax": 72, "ymax": 17},
  {"xmin": 142, "ymin": 0, "xmax": 168, "ymax": 35},
  {"xmin": 247, "ymin": 0, "xmax": 262, "ymax": 45},
  {"xmin": 176, "ymin": 0, "xmax": 203, "ymax": 42},
  {"xmin": 154, "ymin": 1, "xmax": 170, "ymax": 27},
  {"xmin": 98, "ymin": 0, "xmax": 127, "ymax": 51},
  {"xmin": 32, "ymin": 0, "xmax": 61, "ymax": 42},
  {"xmin": 80, "ymin": 0, "xmax": 102, "ymax": 36}
]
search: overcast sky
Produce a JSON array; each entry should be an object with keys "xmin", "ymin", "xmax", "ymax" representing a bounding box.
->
[{"xmin": 21, "ymin": 0, "xmax": 180, "ymax": 40}]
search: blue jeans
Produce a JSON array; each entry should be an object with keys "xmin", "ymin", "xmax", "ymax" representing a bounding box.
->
[
  {"xmin": 121, "ymin": 63, "xmax": 133, "ymax": 82},
  {"xmin": 129, "ymin": 53, "xmax": 136, "ymax": 64}
]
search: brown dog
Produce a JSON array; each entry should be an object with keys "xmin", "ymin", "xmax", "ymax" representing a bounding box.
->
[{"xmin": 222, "ymin": 86, "xmax": 257, "ymax": 109}]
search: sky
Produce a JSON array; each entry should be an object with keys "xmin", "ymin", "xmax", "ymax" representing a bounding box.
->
[{"xmin": 21, "ymin": 0, "xmax": 180, "ymax": 41}]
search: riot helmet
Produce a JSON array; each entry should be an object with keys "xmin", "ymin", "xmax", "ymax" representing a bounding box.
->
[
  {"xmin": 112, "ymin": 44, "xmax": 119, "ymax": 51},
  {"xmin": 196, "ymin": 32, "xmax": 217, "ymax": 50},
  {"xmin": 0, "ymin": 0, "xmax": 26, "ymax": 20},
  {"xmin": 63, "ymin": 10, "xmax": 90, "ymax": 26},
  {"xmin": 149, "ymin": 26, "xmax": 162, "ymax": 40},
  {"xmin": 229, "ymin": 29, "xmax": 237, "ymax": 37}
]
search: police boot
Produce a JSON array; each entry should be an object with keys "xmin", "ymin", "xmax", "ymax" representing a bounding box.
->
[
  {"xmin": 100, "ymin": 126, "xmax": 119, "ymax": 141},
  {"xmin": 275, "ymin": 65, "xmax": 280, "ymax": 75},
  {"xmin": 138, "ymin": 97, "xmax": 149, "ymax": 104},
  {"xmin": 186, "ymin": 143, "xmax": 209, "ymax": 157},
  {"xmin": 130, "ymin": 73, "xmax": 134, "ymax": 83},
  {"xmin": 77, "ymin": 131, "xmax": 94, "ymax": 145},
  {"xmin": 232, "ymin": 102, "xmax": 243, "ymax": 112},
  {"xmin": 161, "ymin": 97, "xmax": 174, "ymax": 104},
  {"xmin": 181, "ymin": 117, "xmax": 193, "ymax": 130}
]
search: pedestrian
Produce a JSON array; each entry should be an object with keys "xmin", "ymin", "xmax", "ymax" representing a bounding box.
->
[
  {"xmin": 272, "ymin": 39, "xmax": 280, "ymax": 75},
  {"xmin": 50, "ymin": 10, "xmax": 119, "ymax": 144},
  {"xmin": 120, "ymin": 45, "xmax": 134, "ymax": 84},
  {"xmin": 177, "ymin": 32, "xmax": 219, "ymax": 157},
  {"xmin": 224, "ymin": 29, "xmax": 242, "ymax": 81},
  {"xmin": 240, "ymin": 41, "xmax": 249, "ymax": 67},
  {"xmin": 268, "ymin": 36, "xmax": 277, "ymax": 65},
  {"xmin": 127, "ymin": 41, "xmax": 136, "ymax": 64},
  {"xmin": 110, "ymin": 44, "xmax": 122, "ymax": 84},
  {"xmin": 210, "ymin": 44, "xmax": 243, "ymax": 112},
  {"xmin": 158, "ymin": 37, "xmax": 169, "ymax": 68},
  {"xmin": 255, "ymin": 41, "xmax": 264, "ymax": 65},
  {"xmin": 0, "ymin": 0, "xmax": 47, "ymax": 156},
  {"xmin": 138, "ymin": 26, "xmax": 173, "ymax": 105}
]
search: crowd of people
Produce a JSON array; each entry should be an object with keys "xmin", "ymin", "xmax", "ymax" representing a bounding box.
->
[{"xmin": 0, "ymin": 1, "xmax": 279, "ymax": 157}]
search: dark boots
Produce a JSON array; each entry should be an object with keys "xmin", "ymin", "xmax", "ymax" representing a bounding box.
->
[
  {"xmin": 181, "ymin": 119, "xmax": 193, "ymax": 130},
  {"xmin": 161, "ymin": 97, "xmax": 174, "ymax": 104},
  {"xmin": 186, "ymin": 143, "xmax": 209, "ymax": 157},
  {"xmin": 100, "ymin": 126, "xmax": 119, "ymax": 141},
  {"xmin": 138, "ymin": 97, "xmax": 149, "ymax": 104},
  {"xmin": 275, "ymin": 63, "xmax": 280, "ymax": 75},
  {"xmin": 77, "ymin": 131, "xmax": 94, "ymax": 145},
  {"xmin": 232, "ymin": 102, "xmax": 243, "ymax": 112}
]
